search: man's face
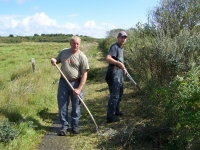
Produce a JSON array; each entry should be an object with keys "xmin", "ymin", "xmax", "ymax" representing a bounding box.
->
[
  {"xmin": 70, "ymin": 38, "xmax": 80, "ymax": 52},
  {"xmin": 118, "ymin": 36, "xmax": 127, "ymax": 46}
]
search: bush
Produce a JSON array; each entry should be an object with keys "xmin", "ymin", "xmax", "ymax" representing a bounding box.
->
[
  {"xmin": 0, "ymin": 119, "xmax": 19, "ymax": 143},
  {"xmin": 149, "ymin": 64, "xmax": 200, "ymax": 149},
  {"xmin": 124, "ymin": 29, "xmax": 200, "ymax": 89},
  {"xmin": 98, "ymin": 36, "xmax": 115, "ymax": 54}
]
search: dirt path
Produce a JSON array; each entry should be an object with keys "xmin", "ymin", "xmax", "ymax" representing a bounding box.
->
[
  {"xmin": 38, "ymin": 118, "xmax": 72, "ymax": 150},
  {"xmin": 38, "ymin": 107, "xmax": 73, "ymax": 150}
]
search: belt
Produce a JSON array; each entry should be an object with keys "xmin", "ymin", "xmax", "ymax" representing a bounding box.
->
[
  {"xmin": 113, "ymin": 66, "xmax": 120, "ymax": 69},
  {"xmin": 69, "ymin": 78, "xmax": 81, "ymax": 82},
  {"xmin": 113, "ymin": 66, "xmax": 121, "ymax": 70},
  {"xmin": 109, "ymin": 65, "xmax": 120, "ymax": 70},
  {"xmin": 60, "ymin": 77, "xmax": 81, "ymax": 82}
]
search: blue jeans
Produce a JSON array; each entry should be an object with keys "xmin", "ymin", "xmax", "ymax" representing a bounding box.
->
[
  {"xmin": 106, "ymin": 68, "xmax": 124, "ymax": 120},
  {"xmin": 57, "ymin": 78, "xmax": 83, "ymax": 130}
]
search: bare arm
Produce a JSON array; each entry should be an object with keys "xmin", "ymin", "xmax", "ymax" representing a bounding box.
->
[{"xmin": 106, "ymin": 54, "xmax": 125, "ymax": 70}]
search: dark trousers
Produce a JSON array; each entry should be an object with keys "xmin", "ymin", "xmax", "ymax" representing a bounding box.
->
[{"xmin": 106, "ymin": 68, "xmax": 124, "ymax": 120}]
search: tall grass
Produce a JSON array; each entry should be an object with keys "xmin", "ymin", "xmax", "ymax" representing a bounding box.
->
[{"xmin": 0, "ymin": 42, "xmax": 67, "ymax": 149}]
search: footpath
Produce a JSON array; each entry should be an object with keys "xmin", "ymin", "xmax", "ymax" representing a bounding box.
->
[
  {"xmin": 38, "ymin": 119, "xmax": 71, "ymax": 150},
  {"xmin": 38, "ymin": 108, "xmax": 72, "ymax": 150}
]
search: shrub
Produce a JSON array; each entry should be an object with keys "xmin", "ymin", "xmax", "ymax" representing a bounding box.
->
[
  {"xmin": 149, "ymin": 64, "xmax": 200, "ymax": 149},
  {"xmin": 124, "ymin": 29, "xmax": 200, "ymax": 88},
  {"xmin": 0, "ymin": 119, "xmax": 19, "ymax": 143},
  {"xmin": 98, "ymin": 36, "xmax": 115, "ymax": 54}
]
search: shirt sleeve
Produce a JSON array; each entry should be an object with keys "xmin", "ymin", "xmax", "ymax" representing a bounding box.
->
[
  {"xmin": 108, "ymin": 44, "xmax": 117, "ymax": 58},
  {"xmin": 80, "ymin": 54, "xmax": 89, "ymax": 73},
  {"xmin": 55, "ymin": 50, "xmax": 62, "ymax": 64}
]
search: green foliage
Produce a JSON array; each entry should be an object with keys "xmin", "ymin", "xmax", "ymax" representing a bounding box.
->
[
  {"xmin": 1, "ymin": 107, "xmax": 24, "ymax": 123},
  {"xmin": 86, "ymin": 43, "xmax": 103, "ymax": 81},
  {"xmin": 87, "ymin": 67, "xmax": 100, "ymax": 81},
  {"xmin": 0, "ymin": 119, "xmax": 19, "ymax": 143},
  {"xmin": 0, "ymin": 34, "xmax": 101, "ymax": 43},
  {"xmin": 149, "ymin": 64, "xmax": 200, "ymax": 149},
  {"xmin": 37, "ymin": 108, "xmax": 50, "ymax": 120},
  {"xmin": 0, "ymin": 37, "xmax": 23, "ymax": 43},
  {"xmin": 99, "ymin": 25, "xmax": 200, "ymax": 148},
  {"xmin": 149, "ymin": 0, "xmax": 200, "ymax": 37},
  {"xmin": 98, "ymin": 36, "xmax": 115, "ymax": 54},
  {"xmin": 124, "ymin": 28, "xmax": 200, "ymax": 88},
  {"xmin": 0, "ymin": 1, "xmax": 199, "ymax": 148}
]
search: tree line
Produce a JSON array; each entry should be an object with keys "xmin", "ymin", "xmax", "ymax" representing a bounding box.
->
[{"xmin": 0, "ymin": 33, "xmax": 101, "ymax": 43}]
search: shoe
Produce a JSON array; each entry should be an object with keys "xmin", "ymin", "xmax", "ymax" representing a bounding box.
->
[
  {"xmin": 107, "ymin": 118, "xmax": 120, "ymax": 123},
  {"xmin": 72, "ymin": 127, "xmax": 79, "ymax": 134},
  {"xmin": 58, "ymin": 129, "xmax": 68, "ymax": 136},
  {"xmin": 115, "ymin": 112, "xmax": 123, "ymax": 116}
]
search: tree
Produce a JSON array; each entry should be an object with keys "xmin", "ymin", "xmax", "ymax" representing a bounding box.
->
[
  {"xmin": 148, "ymin": 0, "xmax": 200, "ymax": 37},
  {"xmin": 9, "ymin": 34, "xmax": 14, "ymax": 37}
]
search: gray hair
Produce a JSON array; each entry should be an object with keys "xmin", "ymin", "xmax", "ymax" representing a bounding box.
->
[{"xmin": 70, "ymin": 36, "xmax": 81, "ymax": 43}]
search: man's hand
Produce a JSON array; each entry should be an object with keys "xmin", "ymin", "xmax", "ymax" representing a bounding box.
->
[
  {"xmin": 106, "ymin": 55, "xmax": 125, "ymax": 70},
  {"xmin": 118, "ymin": 62, "xmax": 125, "ymax": 70},
  {"xmin": 73, "ymin": 88, "xmax": 81, "ymax": 96},
  {"xmin": 50, "ymin": 58, "xmax": 57, "ymax": 65},
  {"xmin": 123, "ymin": 68, "xmax": 127, "ymax": 76},
  {"xmin": 117, "ymin": 62, "xmax": 127, "ymax": 75}
]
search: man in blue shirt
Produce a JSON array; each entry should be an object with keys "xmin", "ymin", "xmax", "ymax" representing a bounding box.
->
[{"xmin": 105, "ymin": 31, "xmax": 127, "ymax": 123}]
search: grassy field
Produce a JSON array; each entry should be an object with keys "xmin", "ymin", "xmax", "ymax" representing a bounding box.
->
[
  {"xmin": 0, "ymin": 42, "xmax": 67, "ymax": 149},
  {"xmin": 0, "ymin": 42, "xmax": 145, "ymax": 150}
]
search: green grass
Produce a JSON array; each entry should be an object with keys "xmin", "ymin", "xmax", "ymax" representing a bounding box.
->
[{"xmin": 0, "ymin": 42, "xmax": 67, "ymax": 149}]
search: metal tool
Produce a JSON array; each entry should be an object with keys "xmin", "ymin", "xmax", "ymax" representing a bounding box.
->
[{"xmin": 124, "ymin": 69, "xmax": 141, "ymax": 91}]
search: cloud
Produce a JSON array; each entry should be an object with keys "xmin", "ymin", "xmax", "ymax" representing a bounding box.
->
[
  {"xmin": 84, "ymin": 20, "xmax": 96, "ymax": 28},
  {"xmin": 0, "ymin": 12, "xmax": 115, "ymax": 38},
  {"xmin": 62, "ymin": 22, "xmax": 80, "ymax": 29},
  {"xmin": 22, "ymin": 12, "xmax": 57, "ymax": 26}
]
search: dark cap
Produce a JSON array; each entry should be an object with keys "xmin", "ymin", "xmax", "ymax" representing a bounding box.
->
[{"xmin": 117, "ymin": 31, "xmax": 127, "ymax": 37}]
